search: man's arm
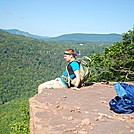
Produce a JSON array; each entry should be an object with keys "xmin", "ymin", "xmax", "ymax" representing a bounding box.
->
[
  {"xmin": 74, "ymin": 70, "xmax": 81, "ymax": 87},
  {"xmin": 71, "ymin": 70, "xmax": 81, "ymax": 90}
]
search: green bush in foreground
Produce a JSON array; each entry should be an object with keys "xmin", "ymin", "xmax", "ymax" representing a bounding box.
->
[{"xmin": 0, "ymin": 99, "xmax": 29, "ymax": 134}]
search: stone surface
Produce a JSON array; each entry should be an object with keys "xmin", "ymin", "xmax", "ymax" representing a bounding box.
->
[{"xmin": 29, "ymin": 82, "xmax": 134, "ymax": 134}]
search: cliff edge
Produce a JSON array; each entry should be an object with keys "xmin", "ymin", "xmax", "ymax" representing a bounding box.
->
[{"xmin": 29, "ymin": 83, "xmax": 134, "ymax": 134}]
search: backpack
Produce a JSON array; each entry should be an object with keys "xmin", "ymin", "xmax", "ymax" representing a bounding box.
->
[{"xmin": 66, "ymin": 56, "xmax": 91, "ymax": 87}]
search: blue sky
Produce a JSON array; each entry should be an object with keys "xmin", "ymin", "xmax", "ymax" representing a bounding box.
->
[{"xmin": 0, "ymin": 0, "xmax": 134, "ymax": 37}]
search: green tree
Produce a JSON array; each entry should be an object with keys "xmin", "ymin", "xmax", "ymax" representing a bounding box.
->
[{"xmin": 88, "ymin": 27, "xmax": 134, "ymax": 82}]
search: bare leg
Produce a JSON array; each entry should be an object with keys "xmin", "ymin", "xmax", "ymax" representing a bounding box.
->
[
  {"xmin": 38, "ymin": 83, "xmax": 47, "ymax": 93},
  {"xmin": 38, "ymin": 79, "xmax": 67, "ymax": 93}
]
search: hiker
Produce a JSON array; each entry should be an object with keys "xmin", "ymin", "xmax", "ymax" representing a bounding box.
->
[{"xmin": 38, "ymin": 48, "xmax": 81, "ymax": 93}]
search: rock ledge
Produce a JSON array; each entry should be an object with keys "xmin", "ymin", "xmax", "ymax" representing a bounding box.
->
[{"xmin": 29, "ymin": 83, "xmax": 134, "ymax": 134}]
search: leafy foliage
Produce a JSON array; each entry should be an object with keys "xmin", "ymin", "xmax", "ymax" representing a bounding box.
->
[
  {"xmin": 0, "ymin": 99, "xmax": 29, "ymax": 134},
  {"xmin": 10, "ymin": 101, "xmax": 30, "ymax": 134},
  {"xmin": 88, "ymin": 28, "xmax": 134, "ymax": 82}
]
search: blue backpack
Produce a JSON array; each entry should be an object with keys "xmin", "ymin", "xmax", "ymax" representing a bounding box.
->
[{"xmin": 109, "ymin": 82, "xmax": 134, "ymax": 114}]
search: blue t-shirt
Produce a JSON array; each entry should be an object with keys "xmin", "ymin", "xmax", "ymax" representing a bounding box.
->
[{"xmin": 60, "ymin": 61, "xmax": 80, "ymax": 86}]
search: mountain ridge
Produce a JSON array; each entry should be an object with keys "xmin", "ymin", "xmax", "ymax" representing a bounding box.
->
[
  {"xmin": 0, "ymin": 28, "xmax": 48, "ymax": 40},
  {"xmin": 0, "ymin": 28, "xmax": 122, "ymax": 42},
  {"xmin": 49, "ymin": 33, "xmax": 121, "ymax": 42}
]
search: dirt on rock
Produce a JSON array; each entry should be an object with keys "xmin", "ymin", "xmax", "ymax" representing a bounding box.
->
[{"xmin": 29, "ymin": 82, "xmax": 134, "ymax": 134}]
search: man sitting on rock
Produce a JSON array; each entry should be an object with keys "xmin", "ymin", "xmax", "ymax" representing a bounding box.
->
[{"xmin": 38, "ymin": 48, "xmax": 81, "ymax": 93}]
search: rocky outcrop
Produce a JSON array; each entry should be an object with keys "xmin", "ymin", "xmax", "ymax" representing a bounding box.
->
[{"xmin": 29, "ymin": 83, "xmax": 134, "ymax": 134}]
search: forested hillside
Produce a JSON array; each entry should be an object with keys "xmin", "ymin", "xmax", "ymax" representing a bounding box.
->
[
  {"xmin": 0, "ymin": 30, "xmax": 112, "ymax": 104},
  {"xmin": 0, "ymin": 30, "xmax": 113, "ymax": 134},
  {"xmin": 0, "ymin": 27, "xmax": 133, "ymax": 133}
]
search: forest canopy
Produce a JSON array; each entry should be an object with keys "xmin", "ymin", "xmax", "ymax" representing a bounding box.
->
[{"xmin": 0, "ymin": 27, "xmax": 133, "ymax": 133}]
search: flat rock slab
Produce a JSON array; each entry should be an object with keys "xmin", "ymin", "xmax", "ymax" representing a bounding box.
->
[{"xmin": 29, "ymin": 83, "xmax": 134, "ymax": 134}]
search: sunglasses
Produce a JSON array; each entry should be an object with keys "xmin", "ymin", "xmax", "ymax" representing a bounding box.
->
[{"xmin": 64, "ymin": 52, "xmax": 71, "ymax": 55}]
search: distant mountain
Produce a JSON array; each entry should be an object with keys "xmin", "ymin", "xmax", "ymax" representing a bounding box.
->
[
  {"xmin": 1, "ymin": 28, "xmax": 122, "ymax": 42},
  {"xmin": 0, "ymin": 29, "xmax": 49, "ymax": 40},
  {"xmin": 49, "ymin": 33, "xmax": 122, "ymax": 42}
]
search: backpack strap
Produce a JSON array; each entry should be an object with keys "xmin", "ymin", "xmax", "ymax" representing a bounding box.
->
[
  {"xmin": 66, "ymin": 61, "xmax": 80, "ymax": 88},
  {"xmin": 66, "ymin": 65, "xmax": 71, "ymax": 88}
]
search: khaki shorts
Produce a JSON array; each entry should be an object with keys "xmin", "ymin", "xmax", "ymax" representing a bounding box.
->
[{"xmin": 39, "ymin": 77, "xmax": 67, "ymax": 89}]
